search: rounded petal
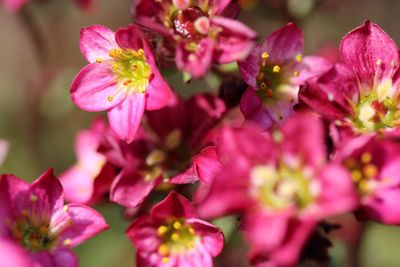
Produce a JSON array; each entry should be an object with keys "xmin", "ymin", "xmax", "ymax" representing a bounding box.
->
[
  {"xmin": 238, "ymin": 46, "xmax": 262, "ymax": 88},
  {"xmin": 0, "ymin": 240, "xmax": 32, "ymax": 267},
  {"xmin": 52, "ymin": 204, "xmax": 109, "ymax": 248},
  {"xmin": 80, "ymin": 25, "xmax": 117, "ymax": 63},
  {"xmin": 187, "ymin": 218, "xmax": 224, "ymax": 256},
  {"xmin": 146, "ymin": 70, "xmax": 172, "ymax": 111},
  {"xmin": 340, "ymin": 21, "xmax": 399, "ymax": 85},
  {"xmin": 115, "ymin": 25, "xmax": 144, "ymax": 51},
  {"xmin": 110, "ymin": 170, "xmax": 158, "ymax": 208},
  {"xmin": 52, "ymin": 249, "xmax": 79, "ymax": 267},
  {"xmin": 240, "ymin": 88, "xmax": 275, "ymax": 130},
  {"xmin": 107, "ymin": 93, "xmax": 146, "ymax": 143},
  {"xmin": 151, "ymin": 192, "xmax": 195, "ymax": 219},
  {"xmin": 60, "ymin": 166, "xmax": 94, "ymax": 204},
  {"xmin": 70, "ymin": 63, "xmax": 125, "ymax": 112}
]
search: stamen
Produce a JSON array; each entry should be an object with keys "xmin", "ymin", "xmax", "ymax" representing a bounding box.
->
[
  {"xmin": 261, "ymin": 52, "xmax": 269, "ymax": 60},
  {"xmin": 173, "ymin": 221, "xmax": 182, "ymax": 230},
  {"xmin": 158, "ymin": 244, "xmax": 169, "ymax": 256},
  {"xmin": 30, "ymin": 194, "xmax": 38, "ymax": 202},
  {"xmin": 295, "ymin": 54, "xmax": 303, "ymax": 62},
  {"xmin": 171, "ymin": 233, "xmax": 180, "ymax": 241},
  {"xmin": 96, "ymin": 57, "xmax": 102, "ymax": 63},
  {"xmin": 63, "ymin": 239, "xmax": 72, "ymax": 246},
  {"xmin": 157, "ymin": 225, "xmax": 168, "ymax": 236},
  {"xmin": 272, "ymin": 65, "xmax": 280, "ymax": 73},
  {"xmin": 361, "ymin": 152, "xmax": 372, "ymax": 164}
]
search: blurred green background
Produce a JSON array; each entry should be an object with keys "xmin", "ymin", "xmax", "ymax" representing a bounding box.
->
[{"xmin": 1, "ymin": 0, "xmax": 400, "ymax": 266}]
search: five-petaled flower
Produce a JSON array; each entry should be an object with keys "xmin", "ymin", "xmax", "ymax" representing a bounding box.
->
[
  {"xmin": 71, "ymin": 24, "xmax": 172, "ymax": 143},
  {"xmin": 126, "ymin": 192, "xmax": 224, "ymax": 267},
  {"xmin": 0, "ymin": 169, "xmax": 109, "ymax": 267}
]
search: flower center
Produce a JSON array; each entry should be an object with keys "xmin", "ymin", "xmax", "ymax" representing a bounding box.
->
[
  {"xmin": 108, "ymin": 48, "xmax": 151, "ymax": 96},
  {"xmin": 170, "ymin": 7, "xmax": 209, "ymax": 41},
  {"xmin": 249, "ymin": 164, "xmax": 316, "ymax": 211},
  {"xmin": 10, "ymin": 210, "xmax": 55, "ymax": 252},
  {"xmin": 256, "ymin": 52, "xmax": 302, "ymax": 104},
  {"xmin": 344, "ymin": 152, "xmax": 384, "ymax": 196},
  {"xmin": 157, "ymin": 219, "xmax": 198, "ymax": 264},
  {"xmin": 352, "ymin": 82, "xmax": 400, "ymax": 132}
]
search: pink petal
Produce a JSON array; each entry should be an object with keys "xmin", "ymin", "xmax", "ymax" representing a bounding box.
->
[
  {"xmin": 151, "ymin": 192, "xmax": 195, "ymax": 219},
  {"xmin": 60, "ymin": 166, "xmax": 94, "ymax": 204},
  {"xmin": 107, "ymin": 93, "xmax": 146, "ymax": 143},
  {"xmin": 115, "ymin": 25, "xmax": 144, "ymax": 51},
  {"xmin": 52, "ymin": 249, "xmax": 78, "ymax": 267},
  {"xmin": 187, "ymin": 218, "xmax": 224, "ymax": 256},
  {"xmin": 28, "ymin": 169, "xmax": 64, "ymax": 217},
  {"xmin": 169, "ymin": 165, "xmax": 198, "ymax": 184},
  {"xmin": 70, "ymin": 62, "xmax": 125, "ymax": 112},
  {"xmin": 261, "ymin": 22, "xmax": 303, "ymax": 64},
  {"xmin": 209, "ymin": 0, "xmax": 232, "ymax": 15},
  {"xmin": 52, "ymin": 204, "xmax": 108, "ymax": 248},
  {"xmin": 80, "ymin": 25, "xmax": 117, "ymax": 64},
  {"xmin": 193, "ymin": 146, "xmax": 221, "ymax": 184},
  {"xmin": 238, "ymin": 46, "xmax": 262, "ymax": 88},
  {"xmin": 2, "ymin": 0, "xmax": 27, "ymax": 12},
  {"xmin": 340, "ymin": 21, "xmax": 399, "ymax": 85},
  {"xmin": 212, "ymin": 16, "xmax": 257, "ymax": 64},
  {"xmin": 110, "ymin": 170, "xmax": 158, "ymax": 208},
  {"xmin": 291, "ymin": 56, "xmax": 332, "ymax": 85},
  {"xmin": 0, "ymin": 240, "xmax": 32, "ymax": 267},
  {"xmin": 146, "ymin": 69, "xmax": 172, "ymax": 111}
]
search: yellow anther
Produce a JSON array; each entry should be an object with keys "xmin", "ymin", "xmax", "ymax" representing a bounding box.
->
[
  {"xmin": 123, "ymin": 79, "xmax": 132, "ymax": 86},
  {"xmin": 188, "ymin": 227, "xmax": 196, "ymax": 236},
  {"xmin": 272, "ymin": 65, "xmax": 280, "ymax": 73},
  {"xmin": 186, "ymin": 241, "xmax": 195, "ymax": 249},
  {"xmin": 111, "ymin": 63, "xmax": 119, "ymax": 70},
  {"xmin": 157, "ymin": 225, "xmax": 168, "ymax": 236},
  {"xmin": 39, "ymin": 226, "xmax": 49, "ymax": 235},
  {"xmin": 171, "ymin": 233, "xmax": 180, "ymax": 241},
  {"xmin": 137, "ymin": 49, "xmax": 144, "ymax": 55},
  {"xmin": 29, "ymin": 238, "xmax": 41, "ymax": 249},
  {"xmin": 131, "ymin": 64, "xmax": 138, "ymax": 71},
  {"xmin": 146, "ymin": 149, "xmax": 166, "ymax": 166},
  {"xmin": 165, "ymin": 129, "xmax": 182, "ymax": 150},
  {"xmin": 63, "ymin": 239, "xmax": 72, "ymax": 246},
  {"xmin": 30, "ymin": 194, "xmax": 38, "ymax": 202},
  {"xmin": 363, "ymin": 164, "xmax": 378, "ymax": 178},
  {"xmin": 272, "ymin": 130, "xmax": 283, "ymax": 143},
  {"xmin": 107, "ymin": 96, "xmax": 114, "ymax": 102},
  {"xmin": 96, "ymin": 57, "xmax": 102, "ymax": 63},
  {"xmin": 173, "ymin": 221, "xmax": 182, "ymax": 230},
  {"xmin": 359, "ymin": 180, "xmax": 370, "ymax": 193},
  {"xmin": 261, "ymin": 52, "xmax": 269, "ymax": 60},
  {"xmin": 158, "ymin": 244, "xmax": 170, "ymax": 256},
  {"xmin": 161, "ymin": 257, "xmax": 170, "ymax": 264},
  {"xmin": 293, "ymin": 70, "xmax": 299, "ymax": 77},
  {"xmin": 351, "ymin": 170, "xmax": 362, "ymax": 182},
  {"xmin": 376, "ymin": 59, "xmax": 382, "ymax": 66},
  {"xmin": 63, "ymin": 205, "xmax": 69, "ymax": 213},
  {"xmin": 295, "ymin": 54, "xmax": 303, "ymax": 62},
  {"xmin": 361, "ymin": 152, "xmax": 372, "ymax": 164}
]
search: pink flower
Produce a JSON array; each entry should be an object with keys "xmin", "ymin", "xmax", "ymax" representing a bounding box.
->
[
  {"xmin": 108, "ymin": 93, "xmax": 225, "ymax": 207},
  {"xmin": 60, "ymin": 118, "xmax": 116, "ymax": 205},
  {"xmin": 1, "ymin": 0, "xmax": 92, "ymax": 12},
  {"xmin": 300, "ymin": 21, "xmax": 400, "ymax": 143},
  {"xmin": 198, "ymin": 112, "xmax": 358, "ymax": 266},
  {"xmin": 133, "ymin": 0, "xmax": 257, "ymax": 78},
  {"xmin": 334, "ymin": 135, "xmax": 400, "ymax": 224},
  {"xmin": 0, "ymin": 169, "xmax": 109, "ymax": 267},
  {"xmin": 126, "ymin": 192, "xmax": 224, "ymax": 267},
  {"xmin": 71, "ymin": 24, "xmax": 172, "ymax": 143},
  {"xmin": 238, "ymin": 22, "xmax": 331, "ymax": 129}
]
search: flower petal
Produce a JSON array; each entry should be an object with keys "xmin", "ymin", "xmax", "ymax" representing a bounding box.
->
[
  {"xmin": 70, "ymin": 63, "xmax": 125, "ymax": 112},
  {"xmin": 340, "ymin": 21, "xmax": 399, "ymax": 85},
  {"xmin": 52, "ymin": 204, "xmax": 108, "ymax": 247},
  {"xmin": 0, "ymin": 240, "xmax": 32, "ymax": 267},
  {"xmin": 80, "ymin": 25, "xmax": 117, "ymax": 64},
  {"xmin": 60, "ymin": 166, "xmax": 94, "ymax": 204},
  {"xmin": 151, "ymin": 192, "xmax": 195, "ymax": 219},
  {"xmin": 145, "ymin": 69, "xmax": 172, "ymax": 111},
  {"xmin": 107, "ymin": 93, "xmax": 146, "ymax": 143}
]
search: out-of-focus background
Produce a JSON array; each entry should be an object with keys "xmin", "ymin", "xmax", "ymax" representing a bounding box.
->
[{"xmin": 1, "ymin": 0, "xmax": 400, "ymax": 266}]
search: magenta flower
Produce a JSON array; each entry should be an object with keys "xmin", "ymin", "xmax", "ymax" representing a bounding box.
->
[
  {"xmin": 60, "ymin": 118, "xmax": 116, "ymax": 205},
  {"xmin": 107, "ymin": 93, "xmax": 225, "ymax": 207},
  {"xmin": 133, "ymin": 0, "xmax": 257, "ymax": 78},
  {"xmin": 238, "ymin": 23, "xmax": 331, "ymax": 129},
  {"xmin": 71, "ymin": 24, "xmax": 172, "ymax": 143},
  {"xmin": 126, "ymin": 192, "xmax": 224, "ymax": 267},
  {"xmin": 334, "ymin": 135, "xmax": 400, "ymax": 224},
  {"xmin": 300, "ymin": 21, "xmax": 400, "ymax": 142},
  {"xmin": 198, "ymin": 112, "xmax": 358, "ymax": 266},
  {"xmin": 0, "ymin": 169, "xmax": 109, "ymax": 267}
]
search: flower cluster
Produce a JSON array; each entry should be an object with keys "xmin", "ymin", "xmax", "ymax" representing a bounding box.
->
[{"xmin": 3, "ymin": 0, "xmax": 400, "ymax": 266}]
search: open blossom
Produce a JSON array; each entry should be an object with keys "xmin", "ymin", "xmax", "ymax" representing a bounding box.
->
[
  {"xmin": 238, "ymin": 23, "xmax": 331, "ymax": 129},
  {"xmin": 133, "ymin": 0, "xmax": 257, "ymax": 78},
  {"xmin": 71, "ymin": 24, "xmax": 172, "ymax": 143},
  {"xmin": 0, "ymin": 169, "xmax": 108, "ymax": 267},
  {"xmin": 126, "ymin": 192, "xmax": 224, "ymax": 267},
  {"xmin": 60, "ymin": 118, "xmax": 116, "ymax": 205},
  {"xmin": 107, "ymin": 93, "xmax": 225, "ymax": 207},
  {"xmin": 334, "ymin": 135, "xmax": 400, "ymax": 224},
  {"xmin": 300, "ymin": 21, "xmax": 400, "ymax": 144},
  {"xmin": 198, "ymin": 112, "xmax": 358, "ymax": 266}
]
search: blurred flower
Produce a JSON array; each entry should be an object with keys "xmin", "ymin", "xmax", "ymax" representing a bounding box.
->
[
  {"xmin": 238, "ymin": 22, "xmax": 331, "ymax": 130},
  {"xmin": 300, "ymin": 21, "xmax": 400, "ymax": 145},
  {"xmin": 0, "ymin": 239, "xmax": 33, "ymax": 267},
  {"xmin": 335, "ymin": 135, "xmax": 400, "ymax": 224},
  {"xmin": 107, "ymin": 93, "xmax": 225, "ymax": 207},
  {"xmin": 133, "ymin": 0, "xmax": 257, "ymax": 78},
  {"xmin": 60, "ymin": 118, "xmax": 116, "ymax": 205},
  {"xmin": 198, "ymin": 112, "xmax": 358, "ymax": 266},
  {"xmin": 126, "ymin": 192, "xmax": 224, "ymax": 267},
  {"xmin": 1, "ymin": 0, "xmax": 92, "ymax": 12},
  {"xmin": 71, "ymin": 24, "xmax": 172, "ymax": 143},
  {"xmin": 0, "ymin": 169, "xmax": 108, "ymax": 267},
  {"xmin": 0, "ymin": 139, "xmax": 9, "ymax": 167}
]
